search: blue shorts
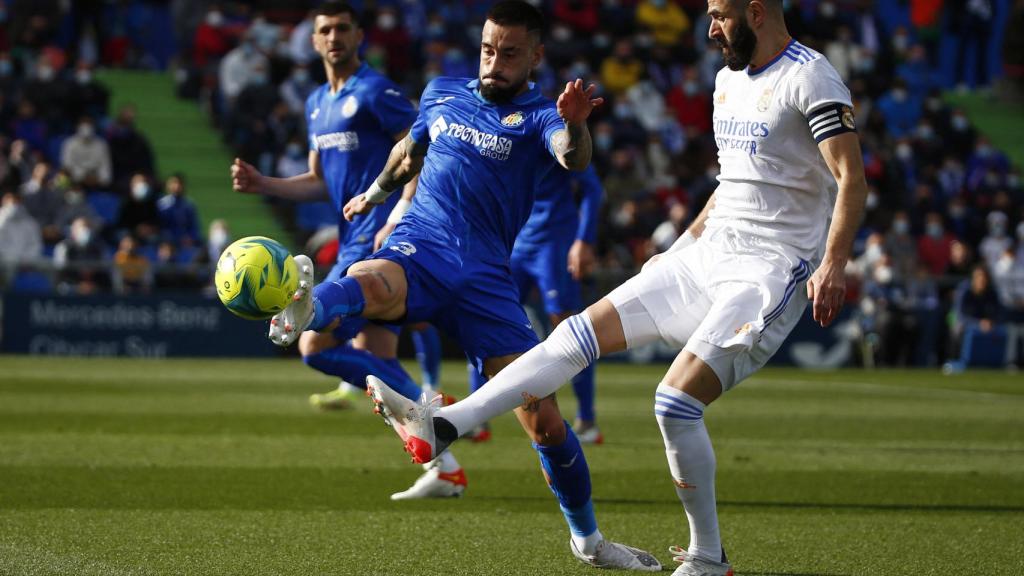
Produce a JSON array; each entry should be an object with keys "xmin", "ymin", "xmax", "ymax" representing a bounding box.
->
[
  {"xmin": 511, "ymin": 235, "xmax": 582, "ymax": 316},
  {"xmin": 370, "ymin": 228, "xmax": 539, "ymax": 369},
  {"xmin": 325, "ymin": 239, "xmax": 400, "ymax": 340}
]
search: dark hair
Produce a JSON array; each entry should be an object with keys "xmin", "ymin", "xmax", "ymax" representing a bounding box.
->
[
  {"xmin": 315, "ymin": 1, "xmax": 359, "ymax": 23},
  {"xmin": 486, "ymin": 1, "xmax": 544, "ymax": 40}
]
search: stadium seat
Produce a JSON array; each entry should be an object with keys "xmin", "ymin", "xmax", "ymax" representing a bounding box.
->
[
  {"xmin": 11, "ymin": 270, "xmax": 53, "ymax": 293},
  {"xmin": 87, "ymin": 191, "xmax": 122, "ymax": 226}
]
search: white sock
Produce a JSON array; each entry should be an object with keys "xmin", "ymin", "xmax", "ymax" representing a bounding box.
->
[
  {"xmin": 572, "ymin": 528, "xmax": 604, "ymax": 556},
  {"xmin": 654, "ymin": 383, "xmax": 721, "ymax": 562},
  {"xmin": 432, "ymin": 450, "xmax": 461, "ymax": 474},
  {"xmin": 339, "ymin": 381, "xmax": 361, "ymax": 394},
  {"xmin": 436, "ymin": 313, "xmax": 599, "ymax": 435}
]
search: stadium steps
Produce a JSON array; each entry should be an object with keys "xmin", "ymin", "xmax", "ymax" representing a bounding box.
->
[{"xmin": 96, "ymin": 70, "xmax": 292, "ymax": 247}]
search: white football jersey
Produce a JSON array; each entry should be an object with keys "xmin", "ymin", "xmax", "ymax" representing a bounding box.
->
[{"xmin": 705, "ymin": 40, "xmax": 854, "ymax": 260}]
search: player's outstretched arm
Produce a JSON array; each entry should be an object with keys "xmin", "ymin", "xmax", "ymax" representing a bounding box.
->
[
  {"xmin": 551, "ymin": 79, "xmax": 604, "ymax": 171},
  {"xmin": 343, "ymin": 133, "xmax": 427, "ymax": 222},
  {"xmin": 230, "ymin": 153, "xmax": 328, "ymax": 201},
  {"xmin": 807, "ymin": 132, "xmax": 868, "ymax": 328}
]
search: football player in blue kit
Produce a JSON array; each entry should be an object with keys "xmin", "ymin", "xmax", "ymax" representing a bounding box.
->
[
  {"xmin": 466, "ymin": 162, "xmax": 604, "ymax": 444},
  {"xmin": 230, "ymin": 1, "xmax": 465, "ymax": 499},
  {"xmin": 267, "ymin": 1, "xmax": 660, "ymax": 570}
]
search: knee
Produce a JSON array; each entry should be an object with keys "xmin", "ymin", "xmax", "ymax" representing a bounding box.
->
[
  {"xmin": 350, "ymin": 269, "xmax": 398, "ymax": 310},
  {"xmin": 527, "ymin": 403, "xmax": 568, "ymax": 446},
  {"xmin": 298, "ymin": 331, "xmax": 334, "ymax": 359}
]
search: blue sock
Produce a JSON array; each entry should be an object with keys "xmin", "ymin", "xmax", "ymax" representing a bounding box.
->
[
  {"xmin": 571, "ymin": 363, "xmax": 596, "ymax": 422},
  {"xmin": 534, "ymin": 423, "xmax": 597, "ymax": 537},
  {"xmin": 310, "ymin": 276, "xmax": 365, "ymax": 332},
  {"xmin": 467, "ymin": 361, "xmax": 488, "ymax": 394},
  {"xmin": 411, "ymin": 325, "xmax": 442, "ymax": 388},
  {"xmin": 303, "ymin": 346, "xmax": 421, "ymax": 400}
]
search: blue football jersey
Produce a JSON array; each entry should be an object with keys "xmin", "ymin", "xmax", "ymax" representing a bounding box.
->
[
  {"xmin": 305, "ymin": 63, "xmax": 417, "ymax": 247},
  {"xmin": 515, "ymin": 162, "xmax": 603, "ymax": 248},
  {"xmin": 402, "ymin": 77, "xmax": 565, "ymax": 262}
]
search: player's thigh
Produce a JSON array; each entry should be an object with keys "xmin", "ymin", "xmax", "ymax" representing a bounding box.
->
[
  {"xmin": 346, "ymin": 258, "xmax": 408, "ymax": 319},
  {"xmin": 456, "ymin": 266, "xmax": 540, "ymax": 372},
  {"xmin": 351, "ymin": 323, "xmax": 400, "ymax": 359}
]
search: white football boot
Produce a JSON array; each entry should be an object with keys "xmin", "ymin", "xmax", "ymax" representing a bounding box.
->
[
  {"xmin": 570, "ymin": 538, "xmax": 662, "ymax": 571},
  {"xmin": 389, "ymin": 460, "xmax": 467, "ymax": 500},
  {"xmin": 268, "ymin": 254, "xmax": 315, "ymax": 347},
  {"xmin": 668, "ymin": 546, "xmax": 734, "ymax": 576},
  {"xmin": 366, "ymin": 375, "xmax": 442, "ymax": 464}
]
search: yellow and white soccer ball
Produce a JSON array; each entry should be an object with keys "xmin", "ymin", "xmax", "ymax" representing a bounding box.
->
[{"xmin": 215, "ymin": 236, "xmax": 299, "ymax": 320}]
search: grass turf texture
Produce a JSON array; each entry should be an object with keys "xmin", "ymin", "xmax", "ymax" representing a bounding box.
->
[{"xmin": 0, "ymin": 358, "xmax": 1021, "ymax": 575}]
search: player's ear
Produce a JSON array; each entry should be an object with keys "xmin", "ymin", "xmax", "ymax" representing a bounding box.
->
[
  {"xmin": 531, "ymin": 41, "xmax": 544, "ymax": 70},
  {"xmin": 748, "ymin": 0, "xmax": 766, "ymax": 28}
]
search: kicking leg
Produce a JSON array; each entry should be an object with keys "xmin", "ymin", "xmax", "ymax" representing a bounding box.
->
[
  {"xmin": 300, "ymin": 324, "xmax": 423, "ymax": 402},
  {"xmin": 550, "ymin": 312, "xmax": 600, "ymax": 444}
]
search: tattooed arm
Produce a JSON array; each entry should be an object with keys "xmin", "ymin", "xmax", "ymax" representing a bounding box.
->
[{"xmin": 343, "ymin": 132, "xmax": 428, "ymax": 221}]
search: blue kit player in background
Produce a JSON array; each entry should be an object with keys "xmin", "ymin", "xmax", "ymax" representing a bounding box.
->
[
  {"xmin": 267, "ymin": 1, "xmax": 660, "ymax": 570},
  {"xmin": 466, "ymin": 162, "xmax": 604, "ymax": 444},
  {"xmin": 230, "ymin": 1, "xmax": 465, "ymax": 499}
]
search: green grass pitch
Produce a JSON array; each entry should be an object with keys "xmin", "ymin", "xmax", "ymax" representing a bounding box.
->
[{"xmin": 1, "ymin": 356, "xmax": 1021, "ymax": 575}]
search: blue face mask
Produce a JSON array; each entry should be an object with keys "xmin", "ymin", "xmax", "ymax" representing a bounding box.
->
[{"xmin": 0, "ymin": 60, "xmax": 10, "ymax": 76}]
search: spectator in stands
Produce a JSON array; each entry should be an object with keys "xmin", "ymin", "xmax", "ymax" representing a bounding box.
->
[
  {"xmin": 666, "ymin": 67, "xmax": 712, "ymax": 136},
  {"xmin": 825, "ymin": 25, "xmax": 857, "ymax": 82},
  {"xmin": 56, "ymin": 181, "xmax": 99, "ymax": 234},
  {"xmin": 0, "ymin": 189, "xmax": 43, "ymax": 266},
  {"xmin": 946, "ymin": 264, "xmax": 1007, "ymax": 371},
  {"xmin": 635, "ymin": 0, "xmax": 690, "ymax": 49},
  {"xmin": 68, "ymin": 62, "xmax": 109, "ymax": 121},
  {"xmin": 365, "ymin": 6, "xmax": 413, "ymax": 82},
  {"xmin": 601, "ymin": 38, "xmax": 643, "ymax": 97},
  {"xmin": 287, "ymin": 10, "xmax": 318, "ymax": 66},
  {"xmin": 951, "ymin": 0, "xmax": 996, "ymax": 89},
  {"xmin": 61, "ymin": 117, "xmax": 111, "ymax": 188},
  {"xmin": 993, "ymin": 244, "xmax": 1024, "ymax": 367},
  {"xmin": 966, "ymin": 137, "xmax": 1011, "ymax": 193},
  {"xmin": 552, "ymin": 0, "xmax": 599, "ymax": 35},
  {"xmin": 650, "ymin": 202, "xmax": 688, "ymax": 253},
  {"xmin": 12, "ymin": 101, "xmax": 46, "ymax": 154},
  {"xmin": 193, "ymin": 6, "xmax": 232, "ymax": 70},
  {"xmin": 206, "ymin": 219, "xmax": 230, "ymax": 265},
  {"xmin": 112, "ymin": 234, "xmax": 151, "ymax": 294},
  {"xmin": 107, "ymin": 105, "xmax": 155, "ymax": 192},
  {"xmin": 53, "ymin": 216, "xmax": 108, "ymax": 294},
  {"xmin": 19, "ymin": 161, "xmax": 61, "ymax": 242},
  {"xmin": 980, "ymin": 211, "xmax": 1013, "ymax": 269},
  {"xmin": 876, "ymin": 79, "xmax": 920, "ymax": 139},
  {"xmin": 229, "ymin": 61, "xmax": 278, "ymax": 146},
  {"xmin": 219, "ymin": 33, "xmax": 268, "ymax": 107},
  {"xmin": 918, "ymin": 212, "xmax": 955, "ymax": 275},
  {"xmin": 279, "ymin": 63, "xmax": 316, "ymax": 116},
  {"xmin": 156, "ymin": 173, "xmax": 200, "ymax": 247},
  {"xmin": 885, "ymin": 211, "xmax": 918, "ymax": 282},
  {"xmin": 116, "ymin": 173, "xmax": 160, "ymax": 244},
  {"xmin": 275, "ymin": 138, "xmax": 307, "ymax": 179}
]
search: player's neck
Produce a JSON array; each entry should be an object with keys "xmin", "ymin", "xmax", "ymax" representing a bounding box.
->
[
  {"xmin": 748, "ymin": 30, "xmax": 792, "ymax": 70},
  {"xmin": 325, "ymin": 57, "xmax": 362, "ymax": 93}
]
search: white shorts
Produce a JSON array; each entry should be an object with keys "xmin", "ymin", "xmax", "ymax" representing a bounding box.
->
[{"xmin": 606, "ymin": 226, "xmax": 814, "ymax": 390}]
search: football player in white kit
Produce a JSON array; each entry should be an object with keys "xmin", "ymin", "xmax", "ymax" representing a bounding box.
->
[{"xmin": 366, "ymin": 1, "xmax": 867, "ymax": 574}]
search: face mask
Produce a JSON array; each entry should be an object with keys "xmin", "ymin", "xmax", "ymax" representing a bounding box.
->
[
  {"xmin": 210, "ymin": 228, "xmax": 229, "ymax": 248},
  {"xmin": 613, "ymin": 102, "xmax": 633, "ymax": 119},
  {"xmin": 1008, "ymin": 175, "xmax": 1020, "ymax": 189},
  {"xmin": 893, "ymin": 34, "xmax": 908, "ymax": 52},
  {"xmin": 990, "ymin": 223, "xmax": 1005, "ymax": 237},
  {"xmin": 37, "ymin": 65, "xmax": 54, "ymax": 81},
  {"xmin": 820, "ymin": 2, "xmax": 836, "ymax": 17},
  {"xmin": 892, "ymin": 88, "xmax": 907, "ymax": 103},
  {"xmin": 651, "ymin": 0, "xmax": 667, "ymax": 7},
  {"xmin": 595, "ymin": 133, "xmax": 613, "ymax": 152},
  {"xmin": 207, "ymin": 11, "xmax": 223, "ymax": 27},
  {"xmin": 0, "ymin": 60, "xmax": 11, "ymax": 77},
  {"xmin": 895, "ymin": 144, "xmax": 913, "ymax": 161},
  {"xmin": 975, "ymin": 145, "xmax": 992, "ymax": 158},
  {"xmin": 76, "ymin": 70, "xmax": 92, "ymax": 84},
  {"xmin": 552, "ymin": 26, "xmax": 572, "ymax": 42},
  {"xmin": 250, "ymin": 73, "xmax": 268, "ymax": 86},
  {"xmin": 593, "ymin": 34, "xmax": 611, "ymax": 49},
  {"xmin": 949, "ymin": 205, "xmax": 966, "ymax": 219},
  {"xmin": 916, "ymin": 125, "xmax": 934, "ymax": 140},
  {"xmin": 951, "ymin": 115, "xmax": 969, "ymax": 131},
  {"xmin": 893, "ymin": 219, "xmax": 909, "ymax": 235},
  {"xmin": 926, "ymin": 98, "xmax": 942, "ymax": 112},
  {"xmin": 865, "ymin": 191, "xmax": 879, "ymax": 209},
  {"xmin": 72, "ymin": 227, "xmax": 92, "ymax": 246},
  {"xmin": 78, "ymin": 124, "xmax": 94, "ymax": 138},
  {"xmin": 286, "ymin": 144, "xmax": 303, "ymax": 157},
  {"xmin": 377, "ymin": 13, "xmax": 397, "ymax": 31},
  {"xmin": 683, "ymin": 81, "xmax": 698, "ymax": 97},
  {"xmin": 131, "ymin": 182, "xmax": 150, "ymax": 201},
  {"xmin": 293, "ymin": 69, "xmax": 309, "ymax": 83},
  {"xmin": 66, "ymin": 191, "xmax": 84, "ymax": 205},
  {"xmin": 873, "ymin": 265, "xmax": 893, "ymax": 285},
  {"xmin": 570, "ymin": 62, "xmax": 589, "ymax": 78},
  {"xmin": 865, "ymin": 243, "xmax": 883, "ymax": 260},
  {"xmin": 926, "ymin": 222, "xmax": 943, "ymax": 238}
]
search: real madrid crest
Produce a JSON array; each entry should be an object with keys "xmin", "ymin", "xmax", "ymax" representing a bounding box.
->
[
  {"xmin": 501, "ymin": 111, "xmax": 525, "ymax": 127},
  {"xmin": 756, "ymin": 88, "xmax": 772, "ymax": 113},
  {"xmin": 841, "ymin": 105, "xmax": 856, "ymax": 129},
  {"xmin": 342, "ymin": 95, "xmax": 359, "ymax": 118}
]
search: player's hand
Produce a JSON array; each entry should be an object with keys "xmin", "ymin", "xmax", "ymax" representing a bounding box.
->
[
  {"xmin": 231, "ymin": 158, "xmax": 262, "ymax": 194},
  {"xmin": 374, "ymin": 222, "xmax": 397, "ymax": 251},
  {"xmin": 342, "ymin": 193, "xmax": 375, "ymax": 222},
  {"xmin": 806, "ymin": 258, "xmax": 846, "ymax": 328},
  {"xmin": 556, "ymin": 79, "xmax": 604, "ymax": 126},
  {"xmin": 567, "ymin": 240, "xmax": 596, "ymax": 281}
]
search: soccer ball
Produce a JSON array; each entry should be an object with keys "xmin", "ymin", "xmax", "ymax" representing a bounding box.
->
[{"xmin": 215, "ymin": 236, "xmax": 299, "ymax": 320}]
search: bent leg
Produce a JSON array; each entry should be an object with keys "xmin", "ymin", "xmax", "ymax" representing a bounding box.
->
[
  {"xmin": 309, "ymin": 259, "xmax": 408, "ymax": 331},
  {"xmin": 299, "ymin": 324, "xmax": 422, "ymax": 400}
]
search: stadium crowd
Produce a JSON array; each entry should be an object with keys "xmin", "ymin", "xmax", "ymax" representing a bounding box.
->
[{"xmin": 1, "ymin": 0, "xmax": 1022, "ymax": 369}]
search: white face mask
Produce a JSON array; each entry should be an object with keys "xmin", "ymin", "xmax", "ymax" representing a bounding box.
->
[
  {"xmin": 72, "ymin": 227, "xmax": 92, "ymax": 246},
  {"xmin": 131, "ymin": 182, "xmax": 150, "ymax": 201},
  {"xmin": 78, "ymin": 124, "xmax": 94, "ymax": 138},
  {"xmin": 873, "ymin": 265, "xmax": 893, "ymax": 285},
  {"xmin": 926, "ymin": 222, "xmax": 943, "ymax": 238},
  {"xmin": 210, "ymin": 228, "xmax": 229, "ymax": 248},
  {"xmin": 893, "ymin": 219, "xmax": 909, "ymax": 235}
]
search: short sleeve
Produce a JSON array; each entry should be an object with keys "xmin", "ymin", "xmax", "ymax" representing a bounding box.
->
[
  {"xmin": 538, "ymin": 106, "xmax": 565, "ymax": 158},
  {"xmin": 788, "ymin": 59, "xmax": 855, "ymax": 143},
  {"xmin": 304, "ymin": 91, "xmax": 318, "ymax": 150},
  {"xmin": 370, "ymin": 81, "xmax": 418, "ymax": 137},
  {"xmin": 409, "ymin": 80, "xmax": 439, "ymax": 144}
]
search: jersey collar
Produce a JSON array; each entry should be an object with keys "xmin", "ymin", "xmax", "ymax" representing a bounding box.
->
[
  {"xmin": 747, "ymin": 38, "xmax": 794, "ymax": 77},
  {"xmin": 466, "ymin": 78, "xmax": 544, "ymax": 106},
  {"xmin": 329, "ymin": 62, "xmax": 369, "ymax": 97}
]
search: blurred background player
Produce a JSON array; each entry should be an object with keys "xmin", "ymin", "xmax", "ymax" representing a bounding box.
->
[
  {"xmin": 366, "ymin": 1, "xmax": 868, "ymax": 574},
  {"xmin": 272, "ymin": 1, "xmax": 660, "ymax": 570},
  {"xmin": 466, "ymin": 162, "xmax": 604, "ymax": 444},
  {"xmin": 230, "ymin": 1, "xmax": 465, "ymax": 499}
]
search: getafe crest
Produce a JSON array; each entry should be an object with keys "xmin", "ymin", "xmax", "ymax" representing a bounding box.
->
[
  {"xmin": 342, "ymin": 95, "xmax": 359, "ymax": 118},
  {"xmin": 501, "ymin": 111, "xmax": 525, "ymax": 127}
]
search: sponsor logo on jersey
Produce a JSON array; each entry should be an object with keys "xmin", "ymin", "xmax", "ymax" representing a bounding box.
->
[
  {"xmin": 715, "ymin": 91, "xmax": 727, "ymax": 105},
  {"xmin": 429, "ymin": 115, "xmax": 449, "ymax": 142},
  {"xmin": 342, "ymin": 95, "xmax": 359, "ymax": 118},
  {"xmin": 310, "ymin": 107, "xmax": 320, "ymax": 120},
  {"xmin": 756, "ymin": 88, "xmax": 772, "ymax": 112},
  {"xmin": 713, "ymin": 114, "xmax": 770, "ymax": 156},
  {"xmin": 444, "ymin": 122, "xmax": 514, "ymax": 160},
  {"xmin": 841, "ymin": 105, "xmax": 856, "ymax": 129},
  {"xmin": 384, "ymin": 88, "xmax": 402, "ymax": 97},
  {"xmin": 389, "ymin": 241, "xmax": 417, "ymax": 256},
  {"xmin": 314, "ymin": 131, "xmax": 360, "ymax": 151},
  {"xmin": 501, "ymin": 111, "xmax": 525, "ymax": 127}
]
